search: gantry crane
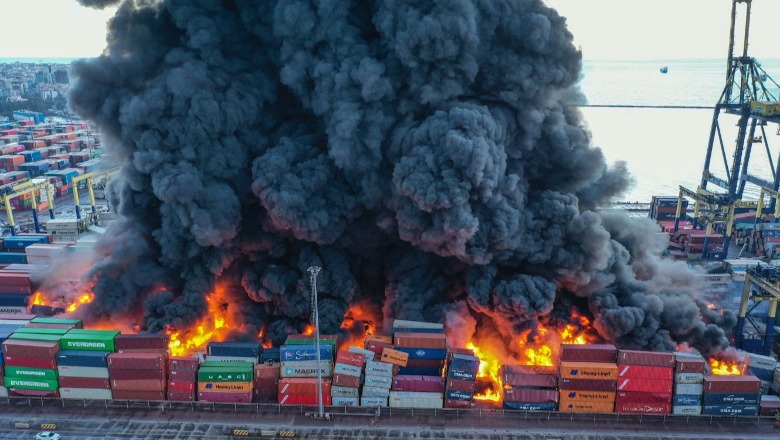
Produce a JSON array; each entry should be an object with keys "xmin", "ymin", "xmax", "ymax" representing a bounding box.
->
[
  {"xmin": 0, "ymin": 179, "xmax": 55, "ymax": 235},
  {"xmin": 736, "ymin": 265, "xmax": 780, "ymax": 355},
  {"xmin": 700, "ymin": 0, "xmax": 780, "ymax": 203}
]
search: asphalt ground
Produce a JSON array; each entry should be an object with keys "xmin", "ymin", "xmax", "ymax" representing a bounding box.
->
[{"xmin": 0, "ymin": 398, "xmax": 778, "ymax": 440}]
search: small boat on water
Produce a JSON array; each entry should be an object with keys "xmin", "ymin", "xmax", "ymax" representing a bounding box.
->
[{"xmin": 660, "ymin": 66, "xmax": 669, "ymax": 74}]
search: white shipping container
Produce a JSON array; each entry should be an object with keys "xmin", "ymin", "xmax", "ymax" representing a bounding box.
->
[
  {"xmin": 364, "ymin": 374, "xmax": 392, "ymax": 389},
  {"xmin": 0, "ymin": 386, "xmax": 7, "ymax": 398},
  {"xmin": 205, "ymin": 355, "xmax": 258, "ymax": 364},
  {"xmin": 0, "ymin": 307, "xmax": 28, "ymax": 315},
  {"xmin": 392, "ymin": 319, "xmax": 444, "ymax": 330},
  {"xmin": 25, "ymin": 256, "xmax": 52, "ymax": 265},
  {"xmin": 347, "ymin": 346, "xmax": 375, "ymax": 363},
  {"xmin": 45, "ymin": 219, "xmax": 81, "ymax": 230},
  {"xmin": 333, "ymin": 363, "xmax": 361, "ymax": 377},
  {"xmin": 748, "ymin": 353, "xmax": 777, "ymax": 371},
  {"xmin": 0, "ymin": 319, "xmax": 30, "ymax": 325},
  {"xmin": 24, "ymin": 244, "xmax": 66, "ymax": 257},
  {"xmin": 673, "ymin": 384, "xmax": 703, "ymax": 395},
  {"xmin": 674, "ymin": 373, "xmax": 704, "ymax": 384},
  {"xmin": 365, "ymin": 360, "xmax": 394, "ymax": 377},
  {"xmin": 762, "ymin": 395, "xmax": 780, "ymax": 403},
  {"xmin": 362, "ymin": 385, "xmax": 390, "ymax": 398},
  {"xmin": 361, "ymin": 396, "xmax": 388, "ymax": 407},
  {"xmin": 331, "ymin": 396, "xmax": 359, "ymax": 406},
  {"xmin": 672, "ymin": 405, "xmax": 702, "ymax": 415},
  {"xmin": 52, "ymin": 229, "xmax": 80, "ymax": 236},
  {"xmin": 60, "ymin": 387, "xmax": 112, "ymax": 400},
  {"xmin": 57, "ymin": 366, "xmax": 110, "ymax": 379},
  {"xmin": 330, "ymin": 386, "xmax": 359, "ymax": 398},
  {"xmin": 389, "ymin": 391, "xmax": 443, "ymax": 409}
]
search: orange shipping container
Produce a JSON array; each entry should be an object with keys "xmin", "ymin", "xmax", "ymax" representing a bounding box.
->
[
  {"xmin": 197, "ymin": 382, "xmax": 253, "ymax": 393},
  {"xmin": 558, "ymin": 390, "xmax": 616, "ymax": 402},
  {"xmin": 558, "ymin": 399, "xmax": 614, "ymax": 413},
  {"xmin": 277, "ymin": 377, "xmax": 332, "ymax": 395},
  {"xmin": 559, "ymin": 362, "xmax": 618, "ymax": 380},
  {"xmin": 381, "ymin": 348, "xmax": 409, "ymax": 367},
  {"xmin": 254, "ymin": 363, "xmax": 280, "ymax": 379},
  {"xmin": 365, "ymin": 335, "xmax": 392, "ymax": 345},
  {"xmin": 393, "ymin": 333, "xmax": 447, "ymax": 349}
]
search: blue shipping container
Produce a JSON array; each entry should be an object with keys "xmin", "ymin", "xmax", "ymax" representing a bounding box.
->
[
  {"xmin": 0, "ymin": 253, "xmax": 28, "ymax": 264},
  {"xmin": 702, "ymin": 393, "xmax": 761, "ymax": 406},
  {"xmin": 673, "ymin": 394, "xmax": 702, "ymax": 406},
  {"xmin": 449, "ymin": 354, "xmax": 480, "ymax": 373},
  {"xmin": 395, "ymin": 347, "xmax": 447, "ymax": 360},
  {"xmin": 746, "ymin": 367, "xmax": 773, "ymax": 382},
  {"xmin": 0, "ymin": 349, "xmax": 3, "ymax": 365},
  {"xmin": 4, "ymin": 236, "xmax": 49, "ymax": 249},
  {"xmin": 260, "ymin": 348, "xmax": 280, "ymax": 363},
  {"xmin": 445, "ymin": 389, "xmax": 474, "ymax": 401},
  {"xmin": 503, "ymin": 401, "xmax": 557, "ymax": 411},
  {"xmin": 0, "ymin": 295, "xmax": 29, "ymax": 307},
  {"xmin": 397, "ymin": 367, "xmax": 442, "ymax": 376},
  {"xmin": 208, "ymin": 341, "xmax": 262, "ymax": 358},
  {"xmin": 447, "ymin": 369, "xmax": 476, "ymax": 381},
  {"xmin": 56, "ymin": 350, "xmax": 111, "ymax": 368},
  {"xmin": 280, "ymin": 344, "xmax": 333, "ymax": 362},
  {"xmin": 701, "ymin": 405, "xmax": 759, "ymax": 416}
]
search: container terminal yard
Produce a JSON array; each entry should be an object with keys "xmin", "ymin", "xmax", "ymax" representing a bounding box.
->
[{"xmin": 4, "ymin": 0, "xmax": 780, "ymax": 439}]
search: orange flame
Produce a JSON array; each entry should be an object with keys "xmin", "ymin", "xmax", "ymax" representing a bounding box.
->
[
  {"xmin": 709, "ymin": 359, "xmax": 744, "ymax": 376},
  {"xmin": 467, "ymin": 342, "xmax": 502, "ymax": 402},
  {"xmin": 166, "ymin": 285, "xmax": 229, "ymax": 357},
  {"xmin": 339, "ymin": 304, "xmax": 377, "ymax": 349},
  {"xmin": 32, "ymin": 292, "xmax": 45, "ymax": 306},
  {"xmin": 66, "ymin": 293, "xmax": 94, "ymax": 313},
  {"xmin": 303, "ymin": 325, "xmax": 315, "ymax": 336}
]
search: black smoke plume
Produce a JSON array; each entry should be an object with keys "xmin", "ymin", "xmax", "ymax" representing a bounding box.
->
[{"xmin": 65, "ymin": 0, "xmax": 734, "ymax": 355}]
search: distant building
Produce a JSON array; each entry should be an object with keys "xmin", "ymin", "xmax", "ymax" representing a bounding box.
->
[{"xmin": 53, "ymin": 69, "xmax": 69, "ymax": 84}]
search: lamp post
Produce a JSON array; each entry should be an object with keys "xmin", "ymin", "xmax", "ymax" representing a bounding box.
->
[{"xmin": 307, "ymin": 266, "xmax": 325, "ymax": 419}]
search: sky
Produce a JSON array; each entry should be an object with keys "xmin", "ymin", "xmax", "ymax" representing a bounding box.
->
[{"xmin": 0, "ymin": 0, "xmax": 779, "ymax": 61}]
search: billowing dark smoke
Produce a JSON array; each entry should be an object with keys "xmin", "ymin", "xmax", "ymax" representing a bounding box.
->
[
  {"xmin": 77, "ymin": 0, "xmax": 121, "ymax": 9},
  {"xmin": 65, "ymin": 0, "xmax": 734, "ymax": 354}
]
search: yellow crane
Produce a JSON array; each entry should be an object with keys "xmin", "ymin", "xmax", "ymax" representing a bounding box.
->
[{"xmin": 0, "ymin": 178, "xmax": 54, "ymax": 235}]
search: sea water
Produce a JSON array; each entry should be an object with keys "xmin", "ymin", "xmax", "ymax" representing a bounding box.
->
[{"xmin": 579, "ymin": 58, "xmax": 780, "ymax": 203}]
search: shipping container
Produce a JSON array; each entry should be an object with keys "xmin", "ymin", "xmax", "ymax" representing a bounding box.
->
[
  {"xmin": 617, "ymin": 350, "xmax": 675, "ymax": 367},
  {"xmin": 167, "ymin": 380, "xmax": 196, "ymax": 393},
  {"xmin": 502, "ymin": 401, "xmax": 557, "ymax": 411},
  {"xmin": 109, "ymin": 368, "xmax": 165, "ymax": 380},
  {"xmin": 108, "ymin": 352, "xmax": 165, "ymax": 369},
  {"xmin": 394, "ymin": 347, "xmax": 447, "ymax": 360},
  {"xmin": 332, "ymin": 396, "xmax": 359, "ymax": 406},
  {"xmin": 58, "ymin": 376, "xmax": 110, "ymax": 389},
  {"xmin": 207, "ymin": 341, "xmax": 261, "ymax": 358},
  {"xmin": 381, "ymin": 348, "xmax": 410, "ymax": 366},
  {"xmin": 335, "ymin": 350, "xmax": 365, "ymax": 367},
  {"xmin": 391, "ymin": 319, "xmax": 444, "ymax": 331},
  {"xmin": 747, "ymin": 367, "xmax": 773, "ymax": 382},
  {"xmin": 446, "ymin": 368, "xmax": 476, "ymax": 381},
  {"xmin": 330, "ymin": 373, "xmax": 359, "ymax": 389},
  {"xmin": 365, "ymin": 335, "xmax": 393, "ymax": 345},
  {"xmin": 672, "ymin": 405, "xmax": 702, "ymax": 415},
  {"xmin": 169, "ymin": 356, "xmax": 200, "ymax": 372},
  {"xmin": 284, "ymin": 334, "xmax": 338, "ymax": 345},
  {"xmin": 560, "ymin": 344, "xmax": 617, "ymax": 363},
  {"xmin": 445, "ymin": 378, "xmax": 476, "ymax": 392},
  {"xmin": 397, "ymin": 367, "xmax": 442, "ymax": 376},
  {"xmin": 406, "ymin": 359, "xmax": 446, "ymax": 369},
  {"xmin": 701, "ymin": 405, "xmax": 759, "ymax": 416},
  {"xmin": 759, "ymin": 395, "xmax": 780, "ymax": 416},
  {"xmin": 110, "ymin": 379, "xmax": 165, "ymax": 391},
  {"xmin": 4, "ymin": 366, "xmax": 57, "ymax": 380},
  {"xmin": 559, "ymin": 390, "xmax": 616, "ymax": 402},
  {"xmin": 364, "ymin": 374, "xmax": 393, "ymax": 389},
  {"xmin": 347, "ymin": 346, "xmax": 375, "ymax": 362},
  {"xmin": 167, "ymin": 391, "xmax": 195, "ymax": 402},
  {"xmin": 445, "ymin": 389, "xmax": 473, "ymax": 402},
  {"xmin": 503, "ymin": 388, "xmax": 558, "ymax": 403},
  {"xmin": 60, "ymin": 331, "xmax": 118, "ymax": 352},
  {"xmin": 500, "ymin": 364, "xmax": 558, "ymax": 376},
  {"xmin": 9, "ymin": 388, "xmax": 59, "ymax": 398},
  {"xmin": 331, "ymin": 386, "xmax": 359, "ymax": 398},
  {"xmin": 8, "ymin": 332, "xmax": 63, "ymax": 343},
  {"xmin": 389, "ymin": 391, "xmax": 443, "ymax": 409},
  {"xmin": 278, "ymin": 393, "xmax": 333, "ymax": 406},
  {"xmin": 501, "ymin": 373, "xmax": 557, "ymax": 389},
  {"xmin": 114, "ymin": 334, "xmax": 170, "ymax": 351},
  {"xmin": 616, "ymin": 391, "xmax": 672, "ymax": 405},
  {"xmin": 254, "ymin": 363, "xmax": 280, "ymax": 379},
  {"xmin": 393, "ymin": 333, "xmax": 447, "ymax": 349},
  {"xmin": 703, "ymin": 375, "xmax": 761, "ymax": 393},
  {"xmin": 333, "ymin": 362, "xmax": 361, "ymax": 377},
  {"xmin": 557, "ymin": 399, "xmax": 614, "ymax": 413},
  {"xmin": 5, "ymin": 377, "xmax": 58, "ymax": 391},
  {"xmin": 59, "ymin": 387, "xmax": 112, "ymax": 400},
  {"xmin": 279, "ymin": 344, "xmax": 333, "ymax": 362},
  {"xmin": 559, "ymin": 361, "xmax": 618, "ymax": 380},
  {"xmin": 673, "ymin": 394, "xmax": 702, "ymax": 407},
  {"xmin": 675, "ymin": 372, "xmax": 704, "ymax": 384},
  {"xmin": 365, "ymin": 340, "xmax": 393, "ymax": 355},
  {"xmin": 617, "ymin": 378, "xmax": 673, "ymax": 394},
  {"xmin": 674, "ymin": 383, "xmax": 704, "ymax": 395},
  {"xmin": 3, "ymin": 355, "xmax": 57, "ymax": 370},
  {"xmin": 197, "ymin": 382, "xmax": 252, "ymax": 393},
  {"xmin": 365, "ymin": 360, "xmax": 395, "ymax": 377},
  {"xmin": 362, "ymin": 385, "xmax": 391, "ymax": 398},
  {"xmin": 702, "ymin": 392, "xmax": 761, "ymax": 406},
  {"xmin": 1, "ymin": 339, "xmax": 59, "ymax": 357},
  {"xmin": 747, "ymin": 353, "xmax": 776, "ymax": 371},
  {"xmin": 57, "ymin": 365, "xmax": 109, "ymax": 379},
  {"xmin": 280, "ymin": 361, "xmax": 333, "ymax": 378},
  {"xmin": 449, "ymin": 353, "xmax": 480, "ymax": 373},
  {"xmin": 617, "ymin": 364, "xmax": 673, "ymax": 380},
  {"xmin": 615, "ymin": 402, "xmax": 671, "ymax": 414},
  {"xmin": 168, "ymin": 369, "xmax": 197, "ymax": 382},
  {"xmin": 112, "ymin": 390, "xmax": 166, "ymax": 401},
  {"xmin": 392, "ymin": 375, "xmax": 445, "ymax": 393},
  {"xmin": 360, "ymin": 397, "xmax": 388, "ymax": 407},
  {"xmin": 278, "ymin": 377, "xmax": 332, "ymax": 395},
  {"xmin": 674, "ymin": 358, "xmax": 706, "ymax": 374}
]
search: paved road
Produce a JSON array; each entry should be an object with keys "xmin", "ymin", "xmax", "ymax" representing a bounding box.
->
[{"xmin": 0, "ymin": 398, "xmax": 777, "ymax": 440}]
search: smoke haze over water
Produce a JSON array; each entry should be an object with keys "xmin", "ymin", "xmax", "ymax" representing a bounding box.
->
[{"xmin": 67, "ymin": 0, "xmax": 734, "ymax": 355}]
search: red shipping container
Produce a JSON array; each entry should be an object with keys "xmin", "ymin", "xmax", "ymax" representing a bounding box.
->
[
  {"xmin": 617, "ymin": 378, "xmax": 672, "ymax": 394},
  {"xmin": 616, "ymin": 391, "xmax": 672, "ymax": 405},
  {"xmin": 167, "ymin": 380, "xmax": 195, "ymax": 393},
  {"xmin": 391, "ymin": 375, "xmax": 445, "ymax": 393},
  {"xmin": 109, "ymin": 368, "xmax": 166, "ymax": 380},
  {"xmin": 254, "ymin": 363, "xmax": 280, "ymax": 379},
  {"xmin": 278, "ymin": 378, "xmax": 332, "ymax": 395},
  {"xmin": 615, "ymin": 402, "xmax": 671, "ymax": 414},
  {"xmin": 2, "ymin": 355, "xmax": 57, "ymax": 369},
  {"xmin": 167, "ymin": 391, "xmax": 195, "ymax": 401},
  {"xmin": 557, "ymin": 378, "xmax": 616, "ymax": 392},
  {"xmin": 335, "ymin": 350, "xmax": 365, "ymax": 367},
  {"xmin": 108, "ymin": 352, "xmax": 165, "ymax": 369},
  {"xmin": 406, "ymin": 358, "xmax": 446, "ymax": 369},
  {"xmin": 1, "ymin": 339, "xmax": 59, "ymax": 358},
  {"xmin": 200, "ymin": 391, "xmax": 253, "ymax": 404},
  {"xmin": 168, "ymin": 369, "xmax": 197, "ymax": 382},
  {"xmin": 617, "ymin": 364, "xmax": 673, "ymax": 380},
  {"xmin": 560, "ymin": 344, "xmax": 617, "ymax": 363},
  {"xmin": 286, "ymin": 334, "xmax": 338, "ymax": 343},
  {"xmin": 111, "ymin": 379, "xmax": 166, "ymax": 391},
  {"xmin": 113, "ymin": 390, "xmax": 166, "ymax": 400},
  {"xmin": 703, "ymin": 375, "xmax": 761, "ymax": 393},
  {"xmin": 760, "ymin": 400, "xmax": 780, "ymax": 416},
  {"xmin": 446, "ymin": 378, "xmax": 476, "ymax": 392},
  {"xmin": 365, "ymin": 340, "xmax": 393, "ymax": 355},
  {"xmin": 0, "ymin": 272, "xmax": 32, "ymax": 287},
  {"xmin": 393, "ymin": 333, "xmax": 447, "ymax": 349},
  {"xmin": 168, "ymin": 357, "xmax": 199, "ymax": 372},
  {"xmin": 444, "ymin": 399, "xmax": 473, "ymax": 409},
  {"xmin": 617, "ymin": 350, "xmax": 675, "ymax": 368},
  {"xmin": 500, "ymin": 365, "xmax": 557, "ymax": 376},
  {"xmin": 501, "ymin": 373, "xmax": 557, "ymax": 389},
  {"xmin": 114, "ymin": 334, "xmax": 170, "ymax": 351},
  {"xmin": 675, "ymin": 359, "xmax": 706, "ymax": 374},
  {"xmin": 253, "ymin": 387, "xmax": 278, "ymax": 401},
  {"xmin": 278, "ymin": 393, "xmax": 333, "ymax": 406},
  {"xmin": 58, "ymin": 376, "xmax": 110, "ymax": 389},
  {"xmin": 504, "ymin": 388, "xmax": 559, "ymax": 403},
  {"xmin": 10, "ymin": 389, "xmax": 59, "ymax": 398},
  {"xmin": 0, "ymin": 313, "xmax": 35, "ymax": 320},
  {"xmin": 332, "ymin": 373, "xmax": 360, "ymax": 388},
  {"xmin": 0, "ymin": 285, "xmax": 32, "ymax": 294}
]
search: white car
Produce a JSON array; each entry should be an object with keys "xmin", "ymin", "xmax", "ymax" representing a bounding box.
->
[{"xmin": 36, "ymin": 432, "xmax": 61, "ymax": 440}]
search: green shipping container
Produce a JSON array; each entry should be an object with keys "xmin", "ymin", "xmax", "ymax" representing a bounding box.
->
[
  {"xmin": 60, "ymin": 332, "xmax": 117, "ymax": 352},
  {"xmin": 30, "ymin": 317, "xmax": 83, "ymax": 328},
  {"xmin": 8, "ymin": 333, "xmax": 63, "ymax": 342},
  {"xmin": 15, "ymin": 327, "xmax": 71, "ymax": 336},
  {"xmin": 197, "ymin": 367, "xmax": 252, "ymax": 382},
  {"xmin": 5, "ymin": 366, "xmax": 58, "ymax": 380},
  {"xmin": 284, "ymin": 338, "xmax": 337, "ymax": 346},
  {"xmin": 6, "ymin": 377, "xmax": 59, "ymax": 391},
  {"xmin": 65, "ymin": 329, "xmax": 119, "ymax": 337},
  {"xmin": 199, "ymin": 360, "xmax": 254, "ymax": 370}
]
